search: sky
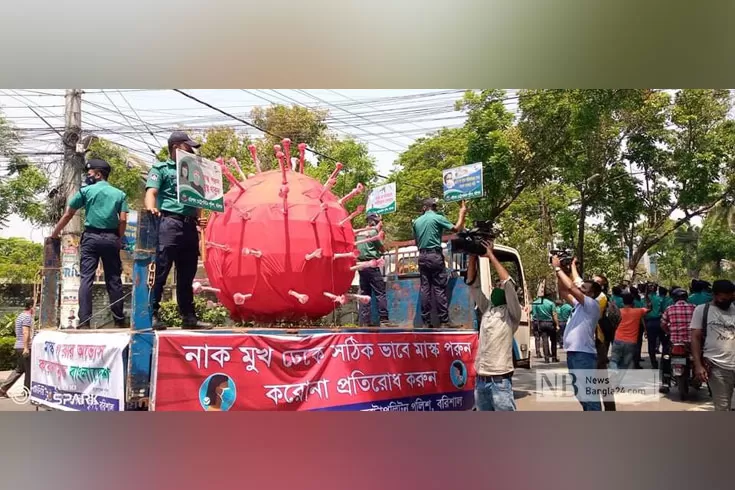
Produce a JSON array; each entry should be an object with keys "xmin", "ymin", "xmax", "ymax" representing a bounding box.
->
[{"xmin": 1, "ymin": 89, "xmax": 511, "ymax": 243}]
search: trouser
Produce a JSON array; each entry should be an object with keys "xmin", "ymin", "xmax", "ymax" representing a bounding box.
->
[
  {"xmin": 645, "ymin": 317, "xmax": 664, "ymax": 369},
  {"xmin": 0, "ymin": 349, "xmax": 31, "ymax": 393},
  {"xmin": 538, "ymin": 321, "xmax": 557, "ymax": 360},
  {"xmin": 609, "ymin": 340, "xmax": 637, "ymax": 371},
  {"xmin": 707, "ymin": 362, "xmax": 735, "ymax": 411},
  {"xmin": 532, "ymin": 321, "xmax": 542, "ymax": 357},
  {"xmin": 596, "ymin": 336, "xmax": 616, "ymax": 411},
  {"xmin": 566, "ymin": 351, "xmax": 602, "ymax": 411},
  {"xmin": 152, "ymin": 215, "xmax": 200, "ymax": 321},
  {"xmin": 358, "ymin": 267, "xmax": 389, "ymax": 326},
  {"xmin": 475, "ymin": 374, "xmax": 516, "ymax": 411},
  {"xmin": 78, "ymin": 230, "xmax": 125, "ymax": 327},
  {"xmin": 635, "ymin": 322, "xmax": 644, "ymax": 366},
  {"xmin": 558, "ymin": 322, "xmax": 567, "ymax": 347},
  {"xmin": 418, "ymin": 249, "xmax": 449, "ymax": 326}
]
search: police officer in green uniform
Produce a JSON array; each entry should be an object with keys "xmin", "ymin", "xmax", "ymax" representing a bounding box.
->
[
  {"xmin": 145, "ymin": 131, "xmax": 210, "ymax": 330},
  {"xmin": 356, "ymin": 213, "xmax": 390, "ymax": 327},
  {"xmin": 51, "ymin": 159, "xmax": 128, "ymax": 329},
  {"xmin": 412, "ymin": 198, "xmax": 467, "ymax": 327}
]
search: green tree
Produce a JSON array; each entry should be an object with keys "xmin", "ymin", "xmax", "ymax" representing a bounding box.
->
[
  {"xmin": 620, "ymin": 90, "xmax": 735, "ymax": 279},
  {"xmin": 386, "ymin": 128, "xmax": 469, "ymax": 240},
  {"xmin": 251, "ymin": 105, "xmax": 329, "ymax": 171},
  {"xmin": 698, "ymin": 216, "xmax": 735, "ymax": 278},
  {"xmin": 0, "ymin": 114, "xmax": 49, "ymax": 228},
  {"xmin": 0, "ymin": 237, "xmax": 43, "ymax": 283}
]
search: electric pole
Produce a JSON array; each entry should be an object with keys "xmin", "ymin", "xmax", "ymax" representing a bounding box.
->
[{"xmin": 59, "ymin": 89, "xmax": 84, "ymax": 329}]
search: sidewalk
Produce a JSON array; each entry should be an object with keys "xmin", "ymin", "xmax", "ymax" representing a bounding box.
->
[{"xmin": 0, "ymin": 370, "xmax": 38, "ymax": 411}]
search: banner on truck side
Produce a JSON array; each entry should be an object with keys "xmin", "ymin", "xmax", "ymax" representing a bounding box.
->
[
  {"xmin": 365, "ymin": 183, "xmax": 397, "ymax": 215},
  {"xmin": 151, "ymin": 331, "xmax": 478, "ymax": 411},
  {"xmin": 176, "ymin": 150, "xmax": 225, "ymax": 212},
  {"xmin": 442, "ymin": 162, "xmax": 483, "ymax": 202},
  {"xmin": 30, "ymin": 330, "xmax": 129, "ymax": 411}
]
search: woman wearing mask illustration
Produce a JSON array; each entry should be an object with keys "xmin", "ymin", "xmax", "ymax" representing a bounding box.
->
[{"xmin": 202, "ymin": 374, "xmax": 236, "ymax": 411}]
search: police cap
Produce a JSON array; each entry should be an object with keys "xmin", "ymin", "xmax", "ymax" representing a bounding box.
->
[
  {"xmin": 168, "ymin": 131, "xmax": 201, "ymax": 148},
  {"xmin": 86, "ymin": 159, "xmax": 111, "ymax": 172}
]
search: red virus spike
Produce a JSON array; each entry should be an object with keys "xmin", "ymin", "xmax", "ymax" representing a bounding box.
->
[
  {"xmin": 333, "ymin": 250, "xmax": 359, "ymax": 260},
  {"xmin": 230, "ymin": 157, "xmax": 247, "ymax": 181},
  {"xmin": 242, "ymin": 247, "xmax": 263, "ymax": 258},
  {"xmin": 338, "ymin": 205, "xmax": 365, "ymax": 227},
  {"xmin": 351, "ymin": 258, "xmax": 385, "ymax": 271},
  {"xmin": 281, "ymin": 139, "xmax": 292, "ymax": 169},
  {"xmin": 205, "ymin": 241, "xmax": 231, "ymax": 252},
  {"xmin": 288, "ymin": 290, "xmax": 309, "ymax": 304},
  {"xmin": 346, "ymin": 293, "xmax": 371, "ymax": 304},
  {"xmin": 247, "ymin": 144, "xmax": 262, "ymax": 173},
  {"xmin": 193, "ymin": 282, "xmax": 221, "ymax": 294},
  {"xmin": 323, "ymin": 292, "xmax": 347, "ymax": 305},
  {"xmin": 298, "ymin": 143, "xmax": 306, "ymax": 173},
  {"xmin": 305, "ymin": 248, "xmax": 323, "ymax": 261},
  {"xmin": 310, "ymin": 202, "xmax": 328, "ymax": 223},
  {"xmin": 233, "ymin": 293, "xmax": 253, "ymax": 305},
  {"xmin": 216, "ymin": 157, "xmax": 245, "ymax": 192},
  {"xmin": 355, "ymin": 230, "xmax": 385, "ymax": 246},
  {"xmin": 338, "ymin": 183, "xmax": 365, "ymax": 206}
]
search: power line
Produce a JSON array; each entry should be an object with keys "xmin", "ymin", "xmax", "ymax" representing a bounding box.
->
[{"xmin": 99, "ymin": 90, "xmax": 158, "ymax": 156}]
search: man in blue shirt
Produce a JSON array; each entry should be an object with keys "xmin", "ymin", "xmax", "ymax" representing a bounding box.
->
[
  {"xmin": 552, "ymin": 255, "xmax": 602, "ymax": 411},
  {"xmin": 412, "ymin": 198, "xmax": 466, "ymax": 328}
]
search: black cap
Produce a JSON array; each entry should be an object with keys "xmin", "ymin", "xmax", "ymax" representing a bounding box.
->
[
  {"xmin": 713, "ymin": 280, "xmax": 735, "ymax": 294},
  {"xmin": 168, "ymin": 131, "xmax": 200, "ymax": 148},
  {"xmin": 422, "ymin": 197, "xmax": 438, "ymax": 208},
  {"xmin": 367, "ymin": 213, "xmax": 380, "ymax": 221},
  {"xmin": 86, "ymin": 158, "xmax": 111, "ymax": 172}
]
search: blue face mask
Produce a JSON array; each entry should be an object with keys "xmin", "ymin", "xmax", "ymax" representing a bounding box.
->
[{"xmin": 219, "ymin": 387, "xmax": 235, "ymax": 407}]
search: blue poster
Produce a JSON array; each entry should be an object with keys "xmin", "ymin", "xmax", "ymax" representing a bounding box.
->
[
  {"xmin": 123, "ymin": 210, "xmax": 137, "ymax": 253},
  {"xmin": 443, "ymin": 163, "xmax": 484, "ymax": 202}
]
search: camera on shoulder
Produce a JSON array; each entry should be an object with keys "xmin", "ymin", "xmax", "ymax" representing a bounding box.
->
[
  {"xmin": 549, "ymin": 249, "xmax": 574, "ymax": 271},
  {"xmin": 450, "ymin": 220, "xmax": 499, "ymax": 256}
]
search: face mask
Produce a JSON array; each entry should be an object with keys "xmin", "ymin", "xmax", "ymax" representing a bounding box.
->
[
  {"xmin": 84, "ymin": 175, "xmax": 98, "ymax": 186},
  {"xmin": 491, "ymin": 288, "xmax": 506, "ymax": 307},
  {"xmin": 218, "ymin": 387, "xmax": 235, "ymax": 407},
  {"xmin": 714, "ymin": 300, "xmax": 733, "ymax": 310}
]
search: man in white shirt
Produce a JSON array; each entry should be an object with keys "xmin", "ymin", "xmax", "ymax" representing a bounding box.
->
[
  {"xmin": 552, "ymin": 255, "xmax": 602, "ymax": 411},
  {"xmin": 465, "ymin": 240, "xmax": 522, "ymax": 411},
  {"xmin": 691, "ymin": 279, "xmax": 735, "ymax": 411}
]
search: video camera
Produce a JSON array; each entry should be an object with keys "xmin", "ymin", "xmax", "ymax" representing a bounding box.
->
[
  {"xmin": 549, "ymin": 249, "xmax": 574, "ymax": 271},
  {"xmin": 450, "ymin": 220, "xmax": 499, "ymax": 256}
]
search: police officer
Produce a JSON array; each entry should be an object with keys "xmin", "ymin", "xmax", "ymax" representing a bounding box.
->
[
  {"xmin": 145, "ymin": 131, "xmax": 210, "ymax": 330},
  {"xmin": 356, "ymin": 213, "xmax": 391, "ymax": 327},
  {"xmin": 51, "ymin": 159, "xmax": 128, "ymax": 329},
  {"xmin": 412, "ymin": 198, "xmax": 467, "ymax": 328}
]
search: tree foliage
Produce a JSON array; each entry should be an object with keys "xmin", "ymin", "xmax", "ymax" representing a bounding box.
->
[
  {"xmin": 86, "ymin": 138, "xmax": 145, "ymax": 208},
  {"xmin": 0, "ymin": 237, "xmax": 43, "ymax": 283},
  {"xmin": 0, "ymin": 113, "xmax": 49, "ymax": 228}
]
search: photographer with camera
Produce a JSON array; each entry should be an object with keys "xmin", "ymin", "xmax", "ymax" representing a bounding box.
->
[
  {"xmin": 465, "ymin": 240, "xmax": 522, "ymax": 411},
  {"xmin": 552, "ymin": 254, "xmax": 603, "ymax": 411},
  {"xmin": 412, "ymin": 198, "xmax": 467, "ymax": 328}
]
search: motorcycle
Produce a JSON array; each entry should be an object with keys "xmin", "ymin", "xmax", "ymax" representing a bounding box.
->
[{"xmin": 660, "ymin": 343, "xmax": 702, "ymax": 401}]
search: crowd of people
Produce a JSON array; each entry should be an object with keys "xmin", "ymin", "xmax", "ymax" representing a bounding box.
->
[{"xmin": 526, "ymin": 264, "xmax": 735, "ymax": 412}]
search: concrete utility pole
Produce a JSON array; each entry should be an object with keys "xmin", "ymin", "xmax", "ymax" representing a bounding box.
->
[{"xmin": 59, "ymin": 89, "xmax": 84, "ymax": 329}]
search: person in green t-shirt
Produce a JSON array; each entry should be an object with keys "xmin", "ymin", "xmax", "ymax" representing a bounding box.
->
[
  {"xmin": 689, "ymin": 279, "xmax": 714, "ymax": 305},
  {"xmin": 51, "ymin": 159, "xmax": 128, "ymax": 329},
  {"xmin": 145, "ymin": 131, "xmax": 210, "ymax": 330},
  {"xmin": 412, "ymin": 197, "xmax": 467, "ymax": 328},
  {"xmin": 356, "ymin": 213, "xmax": 391, "ymax": 327},
  {"xmin": 643, "ymin": 283, "xmax": 664, "ymax": 369},
  {"xmin": 555, "ymin": 300, "xmax": 573, "ymax": 349},
  {"xmin": 531, "ymin": 294, "xmax": 558, "ymax": 363},
  {"xmin": 611, "ymin": 286, "xmax": 625, "ymax": 309}
]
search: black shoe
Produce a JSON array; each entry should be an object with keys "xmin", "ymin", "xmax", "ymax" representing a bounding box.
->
[
  {"xmin": 634, "ymin": 364, "xmax": 643, "ymax": 369},
  {"xmin": 113, "ymin": 317, "xmax": 129, "ymax": 328},
  {"xmin": 77, "ymin": 323, "xmax": 91, "ymax": 330},
  {"xmin": 182, "ymin": 319, "xmax": 213, "ymax": 330},
  {"xmin": 552, "ymin": 358, "xmax": 560, "ymax": 363},
  {"xmin": 379, "ymin": 320, "xmax": 397, "ymax": 328},
  {"xmin": 0, "ymin": 389, "xmax": 8, "ymax": 399},
  {"xmin": 544, "ymin": 358, "xmax": 550, "ymax": 364},
  {"xmin": 151, "ymin": 315, "xmax": 167, "ymax": 331},
  {"xmin": 439, "ymin": 322, "xmax": 460, "ymax": 329}
]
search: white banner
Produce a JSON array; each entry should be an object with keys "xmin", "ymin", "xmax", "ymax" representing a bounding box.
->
[{"xmin": 30, "ymin": 330, "xmax": 130, "ymax": 411}]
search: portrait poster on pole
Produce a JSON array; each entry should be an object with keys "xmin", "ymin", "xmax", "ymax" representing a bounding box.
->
[
  {"xmin": 176, "ymin": 150, "xmax": 225, "ymax": 212},
  {"xmin": 366, "ymin": 183, "xmax": 397, "ymax": 215},
  {"xmin": 442, "ymin": 163, "xmax": 484, "ymax": 202}
]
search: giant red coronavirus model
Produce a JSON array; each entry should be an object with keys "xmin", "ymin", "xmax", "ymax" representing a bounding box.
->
[{"xmin": 199, "ymin": 140, "xmax": 384, "ymax": 323}]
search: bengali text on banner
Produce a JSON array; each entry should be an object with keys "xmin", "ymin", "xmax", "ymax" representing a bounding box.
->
[{"xmin": 151, "ymin": 332, "xmax": 478, "ymax": 411}]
